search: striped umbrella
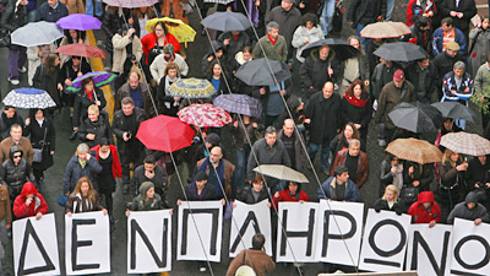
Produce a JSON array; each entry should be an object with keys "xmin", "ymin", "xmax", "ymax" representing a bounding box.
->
[
  {"xmin": 440, "ymin": 132, "xmax": 490, "ymax": 156},
  {"xmin": 178, "ymin": 104, "xmax": 232, "ymax": 128},
  {"xmin": 66, "ymin": 71, "xmax": 116, "ymax": 93}
]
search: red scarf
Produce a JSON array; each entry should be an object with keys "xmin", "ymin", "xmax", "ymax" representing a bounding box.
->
[
  {"xmin": 85, "ymin": 88, "xmax": 94, "ymax": 102},
  {"xmin": 344, "ymin": 94, "xmax": 368, "ymax": 108},
  {"xmin": 232, "ymin": 33, "xmax": 240, "ymax": 42},
  {"xmin": 267, "ymin": 34, "xmax": 278, "ymax": 46}
]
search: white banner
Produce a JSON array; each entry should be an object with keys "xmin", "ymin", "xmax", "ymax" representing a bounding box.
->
[
  {"xmin": 316, "ymin": 200, "xmax": 364, "ymax": 266},
  {"xmin": 229, "ymin": 200, "xmax": 272, "ymax": 257},
  {"xmin": 450, "ymin": 218, "xmax": 490, "ymax": 276},
  {"xmin": 13, "ymin": 213, "xmax": 60, "ymax": 276},
  {"xmin": 359, "ymin": 209, "xmax": 411, "ymax": 272},
  {"xmin": 65, "ymin": 211, "xmax": 111, "ymax": 275},
  {"xmin": 276, "ymin": 202, "xmax": 320, "ymax": 263},
  {"xmin": 177, "ymin": 200, "xmax": 223, "ymax": 262},
  {"xmin": 406, "ymin": 224, "xmax": 452, "ymax": 276},
  {"xmin": 127, "ymin": 209, "xmax": 172, "ymax": 274}
]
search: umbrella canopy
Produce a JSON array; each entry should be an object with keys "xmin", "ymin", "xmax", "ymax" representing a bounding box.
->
[
  {"xmin": 204, "ymin": 0, "xmax": 235, "ymax": 4},
  {"xmin": 431, "ymin": 102, "xmax": 475, "ymax": 122},
  {"xmin": 3, "ymin": 88, "xmax": 57, "ymax": 109},
  {"xmin": 145, "ymin": 17, "xmax": 196, "ymax": 43},
  {"xmin": 213, "ymin": 94, "xmax": 262, "ymax": 118},
  {"xmin": 102, "ymin": 0, "xmax": 158, "ymax": 8},
  {"xmin": 235, "ymin": 58, "xmax": 291, "ymax": 86},
  {"xmin": 136, "ymin": 115, "xmax": 195, "ymax": 152},
  {"xmin": 374, "ymin": 42, "xmax": 427, "ymax": 62},
  {"xmin": 201, "ymin": 11, "xmax": 251, "ymax": 32},
  {"xmin": 56, "ymin": 14, "xmax": 102, "ymax": 30},
  {"xmin": 66, "ymin": 71, "xmax": 117, "ymax": 93},
  {"xmin": 388, "ymin": 102, "xmax": 442, "ymax": 133},
  {"xmin": 300, "ymin": 38, "xmax": 360, "ymax": 60},
  {"xmin": 167, "ymin": 78, "xmax": 215, "ymax": 98},
  {"xmin": 11, "ymin": 21, "xmax": 64, "ymax": 47},
  {"xmin": 57, "ymin": 44, "xmax": 106, "ymax": 59},
  {"xmin": 253, "ymin": 165, "xmax": 309, "ymax": 183},
  {"xmin": 440, "ymin": 132, "xmax": 490, "ymax": 156},
  {"xmin": 386, "ymin": 138, "xmax": 443, "ymax": 164},
  {"xmin": 360, "ymin": 22, "xmax": 411, "ymax": 39},
  {"xmin": 178, "ymin": 104, "xmax": 232, "ymax": 128}
]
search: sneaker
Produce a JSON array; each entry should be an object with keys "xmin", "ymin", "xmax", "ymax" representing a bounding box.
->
[
  {"xmin": 18, "ymin": 66, "xmax": 27, "ymax": 73},
  {"xmin": 378, "ymin": 139, "xmax": 387, "ymax": 147},
  {"xmin": 7, "ymin": 78, "xmax": 19, "ymax": 85},
  {"xmin": 199, "ymin": 265, "xmax": 207, "ymax": 272}
]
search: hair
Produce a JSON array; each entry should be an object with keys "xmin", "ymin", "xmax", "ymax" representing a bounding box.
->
[
  {"xmin": 265, "ymin": 126, "xmax": 277, "ymax": 136},
  {"xmin": 343, "ymin": 122, "xmax": 360, "ymax": 140},
  {"xmin": 453, "ymin": 61, "xmax": 465, "ymax": 70},
  {"xmin": 98, "ymin": 137, "xmax": 109, "ymax": 146},
  {"xmin": 210, "ymin": 61, "xmax": 222, "ymax": 76},
  {"xmin": 121, "ymin": 96, "xmax": 135, "ymax": 106},
  {"xmin": 334, "ymin": 165, "xmax": 349, "ymax": 176},
  {"xmin": 129, "ymin": 70, "xmax": 142, "ymax": 81},
  {"xmin": 43, "ymin": 54, "xmax": 59, "ymax": 73},
  {"xmin": 10, "ymin": 123, "xmax": 22, "ymax": 133},
  {"xmin": 164, "ymin": 63, "xmax": 180, "ymax": 76},
  {"xmin": 382, "ymin": 184, "xmax": 399, "ymax": 201},
  {"xmin": 252, "ymin": 174, "xmax": 265, "ymax": 185},
  {"xmin": 344, "ymin": 79, "xmax": 367, "ymax": 99},
  {"xmin": 302, "ymin": 13, "xmax": 318, "ymax": 26},
  {"xmin": 442, "ymin": 148, "xmax": 460, "ymax": 167},
  {"xmin": 87, "ymin": 104, "xmax": 99, "ymax": 115},
  {"xmin": 441, "ymin": 17, "xmax": 453, "ymax": 27},
  {"xmin": 348, "ymin": 139, "xmax": 361, "ymax": 148},
  {"xmin": 72, "ymin": 176, "xmax": 98, "ymax": 203},
  {"xmin": 144, "ymin": 155, "xmax": 156, "ymax": 164},
  {"xmin": 266, "ymin": 21, "xmax": 280, "ymax": 32},
  {"xmin": 76, "ymin": 143, "xmax": 89, "ymax": 154},
  {"xmin": 81, "ymin": 77, "xmax": 94, "ymax": 88},
  {"xmin": 64, "ymin": 29, "xmax": 86, "ymax": 44},
  {"xmin": 251, "ymin": 233, "xmax": 266, "ymax": 250},
  {"xmin": 347, "ymin": 35, "xmax": 361, "ymax": 46},
  {"xmin": 242, "ymin": 45, "xmax": 252, "ymax": 54},
  {"xmin": 153, "ymin": 21, "xmax": 168, "ymax": 34}
]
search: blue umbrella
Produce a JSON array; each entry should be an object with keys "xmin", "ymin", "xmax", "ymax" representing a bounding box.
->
[
  {"xmin": 3, "ymin": 88, "xmax": 57, "ymax": 109},
  {"xmin": 66, "ymin": 71, "xmax": 116, "ymax": 93},
  {"xmin": 213, "ymin": 94, "xmax": 262, "ymax": 118}
]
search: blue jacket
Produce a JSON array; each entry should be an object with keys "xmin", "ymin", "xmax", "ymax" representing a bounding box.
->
[
  {"xmin": 36, "ymin": 1, "xmax": 68, "ymax": 23},
  {"xmin": 317, "ymin": 176, "xmax": 361, "ymax": 202},
  {"xmin": 63, "ymin": 155, "xmax": 102, "ymax": 193},
  {"xmin": 432, "ymin": 27, "xmax": 467, "ymax": 56}
]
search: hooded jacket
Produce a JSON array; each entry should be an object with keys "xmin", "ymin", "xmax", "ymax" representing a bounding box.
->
[
  {"xmin": 447, "ymin": 191, "xmax": 489, "ymax": 224},
  {"xmin": 127, "ymin": 182, "xmax": 165, "ymax": 211},
  {"xmin": 272, "ymin": 184, "xmax": 309, "ymax": 209},
  {"xmin": 1, "ymin": 146, "xmax": 34, "ymax": 196},
  {"xmin": 407, "ymin": 191, "xmax": 441, "ymax": 223},
  {"xmin": 13, "ymin": 182, "xmax": 48, "ymax": 219}
]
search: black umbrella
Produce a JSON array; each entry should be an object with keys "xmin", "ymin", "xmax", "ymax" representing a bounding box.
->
[
  {"xmin": 388, "ymin": 102, "xmax": 443, "ymax": 133},
  {"xmin": 374, "ymin": 42, "xmax": 427, "ymax": 62},
  {"xmin": 431, "ymin": 102, "xmax": 475, "ymax": 122},
  {"xmin": 300, "ymin": 38, "xmax": 359, "ymax": 60},
  {"xmin": 235, "ymin": 58, "xmax": 291, "ymax": 86},
  {"xmin": 201, "ymin": 11, "xmax": 251, "ymax": 32}
]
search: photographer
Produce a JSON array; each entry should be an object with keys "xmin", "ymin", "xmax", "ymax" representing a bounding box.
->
[{"xmin": 111, "ymin": 27, "xmax": 143, "ymax": 91}]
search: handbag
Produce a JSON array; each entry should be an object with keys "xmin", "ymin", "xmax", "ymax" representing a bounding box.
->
[{"xmin": 33, "ymin": 127, "xmax": 48, "ymax": 163}]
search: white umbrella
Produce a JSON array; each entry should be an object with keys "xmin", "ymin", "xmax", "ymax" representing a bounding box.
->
[
  {"xmin": 253, "ymin": 165, "xmax": 309, "ymax": 183},
  {"xmin": 440, "ymin": 132, "xmax": 490, "ymax": 156},
  {"xmin": 11, "ymin": 21, "xmax": 64, "ymax": 47}
]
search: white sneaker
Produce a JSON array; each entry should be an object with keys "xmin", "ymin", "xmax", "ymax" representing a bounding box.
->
[
  {"xmin": 18, "ymin": 66, "xmax": 27, "ymax": 73},
  {"xmin": 8, "ymin": 78, "xmax": 20, "ymax": 85},
  {"xmin": 199, "ymin": 266, "xmax": 207, "ymax": 272}
]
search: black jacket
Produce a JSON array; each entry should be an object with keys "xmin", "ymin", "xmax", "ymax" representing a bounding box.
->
[
  {"xmin": 440, "ymin": 0, "xmax": 477, "ymax": 34},
  {"xmin": 156, "ymin": 76, "xmax": 181, "ymax": 116},
  {"xmin": 32, "ymin": 65, "xmax": 60, "ymax": 106},
  {"xmin": 340, "ymin": 96, "xmax": 372, "ymax": 129},
  {"xmin": 373, "ymin": 199, "xmax": 406, "ymax": 214},
  {"xmin": 132, "ymin": 165, "xmax": 168, "ymax": 197},
  {"xmin": 0, "ymin": 158, "xmax": 34, "ymax": 195},
  {"xmin": 112, "ymin": 107, "xmax": 145, "ymax": 151},
  {"xmin": 406, "ymin": 62, "xmax": 438, "ymax": 103},
  {"xmin": 24, "ymin": 118, "xmax": 55, "ymax": 170},
  {"xmin": 236, "ymin": 186, "xmax": 270, "ymax": 205},
  {"xmin": 347, "ymin": 0, "xmax": 386, "ymax": 26},
  {"xmin": 300, "ymin": 53, "xmax": 342, "ymax": 96},
  {"xmin": 73, "ymin": 89, "xmax": 107, "ymax": 128},
  {"xmin": 78, "ymin": 112, "xmax": 112, "ymax": 148},
  {"xmin": 304, "ymin": 92, "xmax": 342, "ymax": 145}
]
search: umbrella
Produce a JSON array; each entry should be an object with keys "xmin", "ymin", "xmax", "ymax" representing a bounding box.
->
[
  {"xmin": 213, "ymin": 94, "xmax": 262, "ymax": 118},
  {"xmin": 56, "ymin": 44, "xmax": 106, "ymax": 59},
  {"xmin": 136, "ymin": 115, "xmax": 195, "ymax": 152},
  {"xmin": 167, "ymin": 78, "xmax": 216, "ymax": 99},
  {"xmin": 360, "ymin": 22, "xmax": 411, "ymax": 39},
  {"xmin": 300, "ymin": 38, "xmax": 359, "ymax": 60},
  {"xmin": 388, "ymin": 102, "xmax": 442, "ymax": 133},
  {"xmin": 235, "ymin": 58, "xmax": 291, "ymax": 86},
  {"xmin": 440, "ymin": 132, "xmax": 490, "ymax": 156},
  {"xmin": 431, "ymin": 102, "xmax": 475, "ymax": 122},
  {"xmin": 373, "ymin": 42, "xmax": 427, "ymax": 62},
  {"xmin": 66, "ymin": 71, "xmax": 117, "ymax": 93},
  {"xmin": 3, "ymin": 88, "xmax": 57, "ymax": 109},
  {"xmin": 102, "ymin": 0, "xmax": 158, "ymax": 8},
  {"xmin": 178, "ymin": 104, "xmax": 233, "ymax": 128},
  {"xmin": 56, "ymin": 14, "xmax": 102, "ymax": 30},
  {"xmin": 11, "ymin": 21, "xmax": 64, "ymax": 47},
  {"xmin": 204, "ymin": 0, "xmax": 235, "ymax": 4},
  {"xmin": 145, "ymin": 17, "xmax": 196, "ymax": 43},
  {"xmin": 201, "ymin": 11, "xmax": 252, "ymax": 32},
  {"xmin": 253, "ymin": 165, "xmax": 309, "ymax": 183},
  {"xmin": 386, "ymin": 138, "xmax": 443, "ymax": 164}
]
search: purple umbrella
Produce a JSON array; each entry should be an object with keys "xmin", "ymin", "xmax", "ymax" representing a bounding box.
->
[
  {"xmin": 102, "ymin": 0, "xmax": 159, "ymax": 8},
  {"xmin": 66, "ymin": 71, "xmax": 116, "ymax": 93},
  {"xmin": 56, "ymin": 14, "xmax": 102, "ymax": 31}
]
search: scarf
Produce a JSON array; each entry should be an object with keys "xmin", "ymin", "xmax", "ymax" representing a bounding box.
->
[
  {"xmin": 84, "ymin": 88, "xmax": 94, "ymax": 102},
  {"xmin": 267, "ymin": 34, "xmax": 278, "ymax": 46},
  {"xmin": 344, "ymin": 94, "xmax": 368, "ymax": 108}
]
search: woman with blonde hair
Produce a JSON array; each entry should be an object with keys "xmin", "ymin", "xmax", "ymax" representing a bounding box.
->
[
  {"xmin": 373, "ymin": 184, "xmax": 405, "ymax": 214},
  {"xmin": 65, "ymin": 176, "xmax": 106, "ymax": 215},
  {"xmin": 438, "ymin": 148, "xmax": 468, "ymax": 221}
]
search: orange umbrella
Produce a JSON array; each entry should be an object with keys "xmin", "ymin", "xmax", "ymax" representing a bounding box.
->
[
  {"xmin": 386, "ymin": 138, "xmax": 442, "ymax": 164},
  {"xmin": 56, "ymin": 44, "xmax": 106, "ymax": 59}
]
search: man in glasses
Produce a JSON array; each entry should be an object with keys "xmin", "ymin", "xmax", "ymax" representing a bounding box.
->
[{"xmin": 0, "ymin": 146, "xmax": 35, "ymax": 199}]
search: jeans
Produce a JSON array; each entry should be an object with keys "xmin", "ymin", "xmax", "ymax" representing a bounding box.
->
[
  {"xmin": 86, "ymin": 0, "xmax": 103, "ymax": 17},
  {"xmin": 308, "ymin": 142, "xmax": 331, "ymax": 172},
  {"xmin": 319, "ymin": 0, "xmax": 336, "ymax": 37},
  {"xmin": 8, "ymin": 46, "xmax": 26, "ymax": 80},
  {"xmin": 385, "ymin": 0, "xmax": 395, "ymax": 21}
]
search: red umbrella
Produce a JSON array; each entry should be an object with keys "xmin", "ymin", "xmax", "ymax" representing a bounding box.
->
[
  {"xmin": 56, "ymin": 44, "xmax": 106, "ymax": 59},
  {"xmin": 136, "ymin": 115, "xmax": 195, "ymax": 153}
]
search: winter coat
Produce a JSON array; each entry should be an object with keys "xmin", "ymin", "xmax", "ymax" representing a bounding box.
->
[
  {"xmin": 318, "ymin": 176, "xmax": 361, "ymax": 202},
  {"xmin": 272, "ymin": 186, "xmax": 309, "ymax": 209},
  {"xmin": 150, "ymin": 53, "xmax": 189, "ymax": 82},
  {"xmin": 340, "ymin": 95, "xmax": 372, "ymax": 129},
  {"xmin": 63, "ymin": 155, "xmax": 102, "ymax": 194},
  {"xmin": 442, "ymin": 71, "xmax": 473, "ymax": 101},
  {"xmin": 127, "ymin": 182, "xmax": 165, "ymax": 211},
  {"xmin": 447, "ymin": 191, "xmax": 489, "ymax": 224},
  {"xmin": 468, "ymin": 28, "xmax": 490, "ymax": 76},
  {"xmin": 407, "ymin": 191, "xmax": 441, "ymax": 223},
  {"xmin": 370, "ymin": 63, "xmax": 398, "ymax": 100},
  {"xmin": 0, "ymin": 113, "xmax": 24, "ymax": 140},
  {"xmin": 466, "ymin": 157, "xmax": 490, "ymax": 188},
  {"xmin": 403, "ymin": 162, "xmax": 434, "ymax": 192},
  {"xmin": 0, "ymin": 137, "xmax": 34, "ymax": 165},
  {"xmin": 57, "ymin": 58, "xmax": 91, "ymax": 90},
  {"xmin": 78, "ymin": 113, "xmax": 113, "ymax": 148},
  {"xmin": 112, "ymin": 107, "xmax": 145, "ymax": 152},
  {"xmin": 266, "ymin": 6, "xmax": 302, "ymax": 47},
  {"xmin": 196, "ymin": 157, "xmax": 235, "ymax": 199},
  {"xmin": 13, "ymin": 182, "xmax": 48, "ymax": 219},
  {"xmin": 73, "ymin": 89, "xmax": 107, "ymax": 128},
  {"xmin": 25, "ymin": 119, "xmax": 55, "ymax": 170},
  {"xmin": 373, "ymin": 199, "xmax": 405, "ymax": 214},
  {"xmin": 474, "ymin": 63, "xmax": 490, "ymax": 99},
  {"xmin": 347, "ymin": 0, "xmax": 386, "ymax": 27},
  {"xmin": 439, "ymin": 0, "xmax": 477, "ymax": 35},
  {"xmin": 32, "ymin": 65, "xmax": 60, "ymax": 106},
  {"xmin": 252, "ymin": 35, "xmax": 288, "ymax": 62},
  {"xmin": 115, "ymin": 82, "xmax": 153, "ymax": 116},
  {"xmin": 374, "ymin": 81, "xmax": 416, "ymax": 129},
  {"xmin": 111, "ymin": 33, "xmax": 143, "ymax": 74},
  {"xmin": 278, "ymin": 129, "xmax": 307, "ymax": 173},
  {"xmin": 300, "ymin": 52, "xmax": 342, "ymax": 94},
  {"xmin": 226, "ymin": 249, "xmax": 275, "ymax": 276},
  {"xmin": 1, "ymin": 158, "xmax": 34, "ymax": 198},
  {"xmin": 291, "ymin": 25, "xmax": 323, "ymax": 63},
  {"xmin": 405, "ymin": 62, "xmax": 438, "ymax": 103},
  {"xmin": 236, "ymin": 186, "xmax": 270, "ymax": 205},
  {"xmin": 218, "ymin": 32, "xmax": 251, "ymax": 58},
  {"xmin": 27, "ymin": 45, "xmax": 56, "ymax": 86},
  {"xmin": 36, "ymin": 1, "xmax": 68, "ymax": 22},
  {"xmin": 432, "ymin": 27, "xmax": 467, "ymax": 56},
  {"xmin": 184, "ymin": 182, "xmax": 217, "ymax": 201},
  {"xmin": 304, "ymin": 92, "xmax": 342, "ymax": 145},
  {"xmin": 141, "ymin": 32, "xmax": 181, "ymax": 64},
  {"xmin": 247, "ymin": 138, "xmax": 291, "ymax": 182},
  {"xmin": 330, "ymin": 149, "xmax": 369, "ymax": 188},
  {"xmin": 156, "ymin": 75, "xmax": 181, "ymax": 116},
  {"xmin": 432, "ymin": 52, "xmax": 465, "ymax": 82},
  {"xmin": 65, "ymin": 193, "xmax": 103, "ymax": 214},
  {"xmin": 132, "ymin": 164, "xmax": 168, "ymax": 197}
]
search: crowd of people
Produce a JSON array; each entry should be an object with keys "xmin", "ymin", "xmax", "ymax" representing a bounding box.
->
[{"xmin": 0, "ymin": 0, "xmax": 490, "ymax": 275}]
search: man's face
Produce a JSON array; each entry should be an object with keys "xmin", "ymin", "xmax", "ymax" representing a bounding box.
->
[
  {"xmin": 281, "ymin": 0, "xmax": 293, "ymax": 11},
  {"xmin": 322, "ymin": 83, "xmax": 334, "ymax": 99},
  {"xmin": 129, "ymin": 75, "xmax": 139, "ymax": 89},
  {"xmin": 48, "ymin": 0, "xmax": 57, "ymax": 7},
  {"xmin": 348, "ymin": 144, "xmax": 360, "ymax": 157},
  {"xmin": 122, "ymin": 103, "xmax": 134, "ymax": 116},
  {"xmin": 467, "ymin": 202, "xmax": 476, "ymax": 209},
  {"xmin": 210, "ymin": 148, "xmax": 222, "ymax": 164},
  {"xmin": 268, "ymin": 28, "xmax": 279, "ymax": 39},
  {"xmin": 10, "ymin": 127, "xmax": 22, "ymax": 141},
  {"xmin": 77, "ymin": 151, "xmax": 87, "ymax": 160},
  {"xmin": 336, "ymin": 172, "xmax": 349, "ymax": 183},
  {"xmin": 144, "ymin": 163, "xmax": 155, "ymax": 173},
  {"xmin": 446, "ymin": 49, "xmax": 457, "ymax": 57},
  {"xmin": 393, "ymin": 79, "xmax": 404, "ymax": 88},
  {"xmin": 283, "ymin": 122, "xmax": 294, "ymax": 137},
  {"xmin": 453, "ymin": 67, "xmax": 464, "ymax": 78},
  {"xmin": 88, "ymin": 110, "xmax": 99, "ymax": 122},
  {"xmin": 418, "ymin": 59, "xmax": 429, "ymax": 69},
  {"xmin": 319, "ymin": 46, "xmax": 330, "ymax": 60},
  {"xmin": 196, "ymin": 179, "xmax": 207, "ymax": 190},
  {"xmin": 265, "ymin": 133, "xmax": 277, "ymax": 147}
]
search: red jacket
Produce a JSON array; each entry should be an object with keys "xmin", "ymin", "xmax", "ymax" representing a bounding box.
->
[
  {"xmin": 90, "ymin": 145, "xmax": 122, "ymax": 179},
  {"xmin": 13, "ymin": 182, "xmax": 48, "ymax": 219},
  {"xmin": 407, "ymin": 191, "xmax": 441, "ymax": 223},
  {"xmin": 406, "ymin": 0, "xmax": 436, "ymax": 27},
  {"xmin": 272, "ymin": 188, "xmax": 309, "ymax": 209},
  {"xmin": 141, "ymin": 32, "xmax": 181, "ymax": 64}
]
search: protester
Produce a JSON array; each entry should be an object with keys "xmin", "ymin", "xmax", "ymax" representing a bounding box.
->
[
  {"xmin": 132, "ymin": 155, "xmax": 168, "ymax": 199},
  {"xmin": 407, "ymin": 191, "xmax": 441, "ymax": 225},
  {"xmin": 379, "ymin": 154, "xmax": 405, "ymax": 196},
  {"xmin": 65, "ymin": 177, "xmax": 106, "ymax": 215},
  {"xmin": 63, "ymin": 143, "xmax": 102, "ymax": 194},
  {"xmin": 36, "ymin": 0, "xmax": 68, "ymax": 22},
  {"xmin": 468, "ymin": 16, "xmax": 490, "ymax": 76},
  {"xmin": 272, "ymin": 181, "xmax": 309, "ymax": 209},
  {"xmin": 253, "ymin": 21, "xmax": 288, "ymax": 62},
  {"xmin": 438, "ymin": 149, "xmax": 468, "ymax": 220},
  {"xmin": 156, "ymin": 63, "xmax": 182, "ymax": 116},
  {"xmin": 0, "ymin": 107, "xmax": 24, "ymax": 140},
  {"xmin": 141, "ymin": 21, "xmax": 181, "ymax": 66},
  {"xmin": 0, "ymin": 124, "xmax": 33, "ymax": 164},
  {"xmin": 330, "ymin": 139, "xmax": 369, "ymax": 188},
  {"xmin": 12, "ymin": 182, "xmax": 48, "ymax": 219},
  {"xmin": 115, "ymin": 71, "xmax": 153, "ymax": 116},
  {"xmin": 236, "ymin": 174, "xmax": 270, "ymax": 204},
  {"xmin": 32, "ymin": 53, "xmax": 62, "ymax": 107},
  {"xmin": 126, "ymin": 181, "xmax": 167, "ymax": 214},
  {"xmin": 0, "ymin": 146, "xmax": 35, "ymax": 199},
  {"xmin": 447, "ymin": 191, "xmax": 489, "ymax": 224},
  {"xmin": 318, "ymin": 166, "xmax": 361, "ymax": 202},
  {"xmin": 432, "ymin": 17, "xmax": 467, "ymax": 57},
  {"xmin": 374, "ymin": 184, "xmax": 405, "ymax": 214},
  {"xmin": 72, "ymin": 78, "xmax": 107, "ymax": 139},
  {"xmin": 300, "ymin": 45, "xmax": 341, "ymax": 98},
  {"xmin": 225, "ymin": 233, "xmax": 275, "ymax": 276},
  {"xmin": 440, "ymin": 0, "xmax": 477, "ymax": 37},
  {"xmin": 196, "ymin": 146, "xmax": 235, "ymax": 200},
  {"xmin": 340, "ymin": 80, "xmax": 372, "ymax": 148},
  {"xmin": 278, "ymin": 119, "xmax": 307, "ymax": 173},
  {"xmin": 150, "ymin": 44, "xmax": 188, "ymax": 83}
]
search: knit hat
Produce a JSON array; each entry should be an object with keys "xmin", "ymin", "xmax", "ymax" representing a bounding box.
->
[
  {"xmin": 445, "ymin": 41, "xmax": 460, "ymax": 52},
  {"xmin": 393, "ymin": 69, "xmax": 405, "ymax": 81},
  {"xmin": 139, "ymin": 181, "xmax": 154, "ymax": 195}
]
